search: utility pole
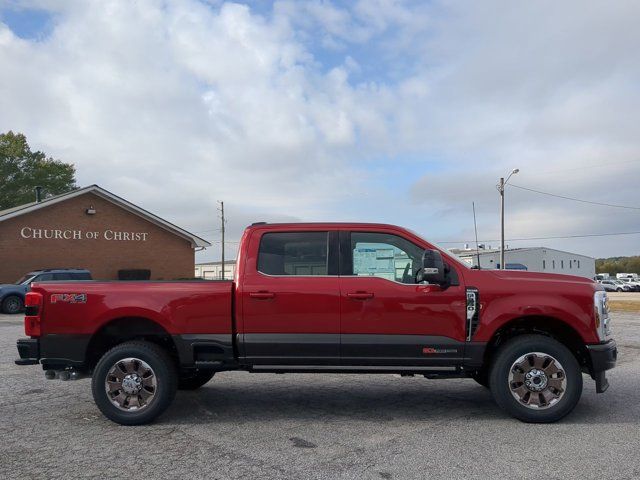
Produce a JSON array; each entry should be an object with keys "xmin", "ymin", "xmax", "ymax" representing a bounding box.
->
[
  {"xmin": 497, "ymin": 169, "xmax": 519, "ymax": 270},
  {"xmin": 218, "ymin": 201, "xmax": 225, "ymax": 280}
]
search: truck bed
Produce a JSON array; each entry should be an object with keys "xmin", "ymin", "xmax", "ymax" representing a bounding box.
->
[
  {"xmin": 22, "ymin": 280, "xmax": 235, "ymax": 371},
  {"xmin": 34, "ymin": 280, "xmax": 233, "ymax": 336}
]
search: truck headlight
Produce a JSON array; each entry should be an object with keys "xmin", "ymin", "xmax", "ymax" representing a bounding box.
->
[{"xmin": 594, "ymin": 291, "xmax": 611, "ymax": 341}]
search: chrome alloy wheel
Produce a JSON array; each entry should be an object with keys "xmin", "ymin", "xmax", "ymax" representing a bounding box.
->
[
  {"xmin": 508, "ymin": 352, "xmax": 566, "ymax": 410},
  {"xmin": 105, "ymin": 357, "xmax": 157, "ymax": 411}
]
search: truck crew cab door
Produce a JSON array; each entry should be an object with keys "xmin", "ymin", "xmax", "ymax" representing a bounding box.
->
[
  {"xmin": 339, "ymin": 230, "xmax": 467, "ymax": 367},
  {"xmin": 240, "ymin": 228, "xmax": 340, "ymax": 366}
]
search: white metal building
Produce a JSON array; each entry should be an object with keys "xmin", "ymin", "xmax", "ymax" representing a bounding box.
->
[
  {"xmin": 194, "ymin": 260, "xmax": 236, "ymax": 280},
  {"xmin": 451, "ymin": 247, "xmax": 595, "ymax": 279}
]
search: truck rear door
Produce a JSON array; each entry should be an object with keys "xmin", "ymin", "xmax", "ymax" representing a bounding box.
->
[{"xmin": 239, "ymin": 228, "xmax": 340, "ymax": 365}]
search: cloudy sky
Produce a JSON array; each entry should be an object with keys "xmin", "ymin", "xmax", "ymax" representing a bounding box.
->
[{"xmin": 1, "ymin": 0, "xmax": 639, "ymax": 261}]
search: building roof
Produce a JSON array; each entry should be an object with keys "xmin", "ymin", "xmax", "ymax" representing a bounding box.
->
[
  {"xmin": 196, "ymin": 260, "xmax": 237, "ymax": 266},
  {"xmin": 453, "ymin": 246, "xmax": 594, "ymax": 260},
  {"xmin": 0, "ymin": 185, "xmax": 211, "ymax": 248}
]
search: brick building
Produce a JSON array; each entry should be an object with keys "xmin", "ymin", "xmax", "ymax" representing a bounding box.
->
[{"xmin": 0, "ymin": 185, "xmax": 210, "ymax": 283}]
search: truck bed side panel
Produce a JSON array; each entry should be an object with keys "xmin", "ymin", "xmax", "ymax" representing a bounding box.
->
[{"xmin": 34, "ymin": 281, "xmax": 233, "ymax": 336}]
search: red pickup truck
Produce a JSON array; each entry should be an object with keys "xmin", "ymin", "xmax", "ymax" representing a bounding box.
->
[{"xmin": 16, "ymin": 222, "xmax": 616, "ymax": 425}]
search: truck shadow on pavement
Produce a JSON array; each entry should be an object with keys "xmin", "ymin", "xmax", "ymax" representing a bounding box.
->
[{"xmin": 162, "ymin": 376, "xmax": 622, "ymax": 426}]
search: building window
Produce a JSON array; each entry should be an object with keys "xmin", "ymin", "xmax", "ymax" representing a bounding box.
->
[
  {"xmin": 569, "ymin": 260, "xmax": 572, "ymax": 269},
  {"xmin": 552, "ymin": 260, "xmax": 555, "ymax": 269},
  {"xmin": 543, "ymin": 260, "xmax": 546, "ymax": 269},
  {"xmin": 561, "ymin": 260, "xmax": 564, "ymax": 269},
  {"xmin": 577, "ymin": 260, "xmax": 580, "ymax": 268}
]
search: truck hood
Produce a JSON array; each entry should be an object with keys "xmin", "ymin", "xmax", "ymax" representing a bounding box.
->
[
  {"xmin": 486, "ymin": 269, "xmax": 595, "ymax": 286},
  {"xmin": 463, "ymin": 269, "xmax": 600, "ymax": 295},
  {"xmin": 0, "ymin": 284, "xmax": 27, "ymax": 291}
]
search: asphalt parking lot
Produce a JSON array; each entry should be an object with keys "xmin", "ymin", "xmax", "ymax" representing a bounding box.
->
[{"xmin": 1, "ymin": 312, "xmax": 639, "ymax": 480}]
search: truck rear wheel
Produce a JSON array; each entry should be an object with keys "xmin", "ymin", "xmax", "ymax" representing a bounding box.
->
[
  {"xmin": 489, "ymin": 334, "xmax": 582, "ymax": 423},
  {"xmin": 178, "ymin": 371, "xmax": 215, "ymax": 390},
  {"xmin": 91, "ymin": 341, "xmax": 177, "ymax": 425}
]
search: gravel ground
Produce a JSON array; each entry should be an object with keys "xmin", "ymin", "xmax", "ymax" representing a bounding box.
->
[{"xmin": 1, "ymin": 312, "xmax": 639, "ymax": 479}]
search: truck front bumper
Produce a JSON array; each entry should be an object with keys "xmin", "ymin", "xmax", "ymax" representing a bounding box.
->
[
  {"xmin": 16, "ymin": 338, "xmax": 40, "ymax": 365},
  {"xmin": 586, "ymin": 339, "xmax": 617, "ymax": 393}
]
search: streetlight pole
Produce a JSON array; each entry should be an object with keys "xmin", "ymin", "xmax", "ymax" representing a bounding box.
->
[{"xmin": 498, "ymin": 169, "xmax": 519, "ymax": 270}]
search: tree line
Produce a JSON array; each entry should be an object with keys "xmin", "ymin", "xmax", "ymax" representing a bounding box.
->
[{"xmin": 596, "ymin": 256, "xmax": 640, "ymax": 275}]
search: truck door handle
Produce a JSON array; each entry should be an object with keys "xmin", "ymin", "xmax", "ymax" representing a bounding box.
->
[
  {"xmin": 249, "ymin": 291, "xmax": 275, "ymax": 299},
  {"xmin": 346, "ymin": 292, "xmax": 374, "ymax": 300}
]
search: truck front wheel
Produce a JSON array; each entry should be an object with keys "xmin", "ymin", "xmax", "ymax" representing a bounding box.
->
[
  {"xmin": 489, "ymin": 334, "xmax": 582, "ymax": 423},
  {"xmin": 92, "ymin": 341, "xmax": 177, "ymax": 425}
]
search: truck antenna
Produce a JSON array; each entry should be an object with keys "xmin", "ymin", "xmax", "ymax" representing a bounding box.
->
[
  {"xmin": 218, "ymin": 201, "xmax": 226, "ymax": 280},
  {"xmin": 473, "ymin": 201, "xmax": 481, "ymax": 270}
]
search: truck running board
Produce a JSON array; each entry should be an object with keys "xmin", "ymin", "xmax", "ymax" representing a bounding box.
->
[{"xmin": 249, "ymin": 365, "xmax": 461, "ymax": 375}]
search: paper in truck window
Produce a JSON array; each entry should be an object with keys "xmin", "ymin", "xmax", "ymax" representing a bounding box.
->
[{"xmin": 353, "ymin": 245, "xmax": 396, "ymax": 279}]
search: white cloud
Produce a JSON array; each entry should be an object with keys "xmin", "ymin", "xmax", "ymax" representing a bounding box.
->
[{"xmin": 1, "ymin": 0, "xmax": 639, "ymax": 260}]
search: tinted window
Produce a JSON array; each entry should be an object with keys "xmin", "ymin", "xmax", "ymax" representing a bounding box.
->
[
  {"xmin": 350, "ymin": 232, "xmax": 424, "ymax": 284},
  {"xmin": 258, "ymin": 232, "xmax": 328, "ymax": 276},
  {"xmin": 53, "ymin": 273, "xmax": 73, "ymax": 280},
  {"xmin": 71, "ymin": 272, "xmax": 91, "ymax": 280},
  {"xmin": 35, "ymin": 273, "xmax": 54, "ymax": 281}
]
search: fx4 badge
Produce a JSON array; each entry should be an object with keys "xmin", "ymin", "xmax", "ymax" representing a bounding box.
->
[{"xmin": 51, "ymin": 293, "xmax": 87, "ymax": 304}]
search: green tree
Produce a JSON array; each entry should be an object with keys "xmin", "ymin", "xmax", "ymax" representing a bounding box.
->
[
  {"xmin": 0, "ymin": 131, "xmax": 77, "ymax": 209},
  {"xmin": 596, "ymin": 256, "xmax": 640, "ymax": 274}
]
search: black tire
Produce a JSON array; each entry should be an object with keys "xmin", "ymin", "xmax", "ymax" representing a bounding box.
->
[
  {"xmin": 178, "ymin": 370, "xmax": 215, "ymax": 390},
  {"xmin": 2, "ymin": 295, "xmax": 24, "ymax": 314},
  {"xmin": 92, "ymin": 341, "xmax": 177, "ymax": 425},
  {"xmin": 471, "ymin": 369, "xmax": 489, "ymax": 388},
  {"xmin": 489, "ymin": 334, "xmax": 582, "ymax": 423}
]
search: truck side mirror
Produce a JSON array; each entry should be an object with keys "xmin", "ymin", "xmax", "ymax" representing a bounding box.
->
[{"xmin": 416, "ymin": 249, "xmax": 446, "ymax": 284}]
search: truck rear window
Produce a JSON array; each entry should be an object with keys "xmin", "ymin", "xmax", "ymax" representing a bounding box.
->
[{"xmin": 258, "ymin": 232, "xmax": 328, "ymax": 276}]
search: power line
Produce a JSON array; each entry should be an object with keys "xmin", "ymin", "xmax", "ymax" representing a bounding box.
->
[
  {"xmin": 437, "ymin": 230, "xmax": 640, "ymax": 245},
  {"xmin": 509, "ymin": 184, "xmax": 640, "ymax": 210}
]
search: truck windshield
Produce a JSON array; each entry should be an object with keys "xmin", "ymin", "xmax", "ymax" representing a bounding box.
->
[{"xmin": 15, "ymin": 274, "xmax": 36, "ymax": 285}]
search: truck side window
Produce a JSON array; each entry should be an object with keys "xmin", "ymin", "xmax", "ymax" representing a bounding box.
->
[
  {"xmin": 258, "ymin": 232, "xmax": 329, "ymax": 276},
  {"xmin": 350, "ymin": 232, "xmax": 424, "ymax": 284}
]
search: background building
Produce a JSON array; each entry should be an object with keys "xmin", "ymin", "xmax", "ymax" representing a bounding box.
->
[
  {"xmin": 0, "ymin": 185, "xmax": 210, "ymax": 283},
  {"xmin": 195, "ymin": 260, "xmax": 236, "ymax": 280},
  {"xmin": 451, "ymin": 246, "xmax": 595, "ymax": 279}
]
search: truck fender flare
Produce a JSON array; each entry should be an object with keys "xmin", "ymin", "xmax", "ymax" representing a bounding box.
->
[
  {"xmin": 85, "ymin": 315, "xmax": 178, "ymax": 369},
  {"xmin": 94, "ymin": 307, "xmax": 175, "ymax": 335},
  {"xmin": 481, "ymin": 314, "xmax": 589, "ymax": 370},
  {"xmin": 476, "ymin": 294, "xmax": 595, "ymax": 344}
]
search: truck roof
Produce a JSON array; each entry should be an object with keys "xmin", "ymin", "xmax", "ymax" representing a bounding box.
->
[{"xmin": 247, "ymin": 222, "xmax": 408, "ymax": 230}]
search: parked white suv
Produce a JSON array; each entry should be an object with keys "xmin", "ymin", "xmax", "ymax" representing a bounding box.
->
[{"xmin": 600, "ymin": 280, "xmax": 631, "ymax": 292}]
